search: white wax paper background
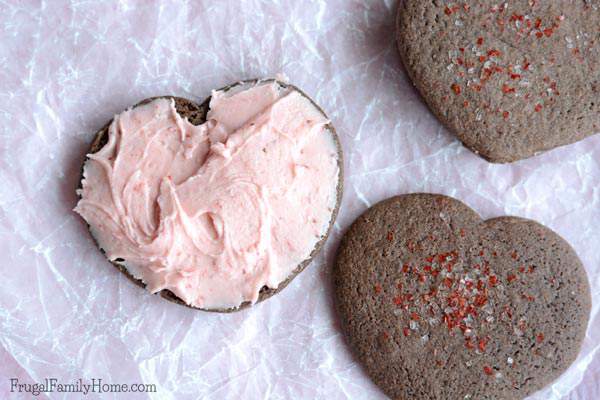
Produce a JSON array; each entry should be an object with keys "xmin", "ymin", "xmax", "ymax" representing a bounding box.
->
[{"xmin": 0, "ymin": 0, "xmax": 599, "ymax": 399}]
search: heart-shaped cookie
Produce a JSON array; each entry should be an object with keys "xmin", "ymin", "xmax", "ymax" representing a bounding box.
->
[
  {"xmin": 396, "ymin": 1, "xmax": 600, "ymax": 162},
  {"xmin": 76, "ymin": 79, "xmax": 343, "ymax": 312},
  {"xmin": 334, "ymin": 194, "xmax": 590, "ymax": 399}
]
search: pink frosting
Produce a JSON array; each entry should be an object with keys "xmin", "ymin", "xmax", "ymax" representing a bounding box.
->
[{"xmin": 75, "ymin": 81, "xmax": 340, "ymax": 309}]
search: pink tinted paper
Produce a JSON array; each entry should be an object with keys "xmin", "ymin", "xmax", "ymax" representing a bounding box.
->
[{"xmin": 0, "ymin": 1, "xmax": 599, "ymax": 399}]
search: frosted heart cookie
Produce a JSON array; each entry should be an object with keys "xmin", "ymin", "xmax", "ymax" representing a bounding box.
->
[
  {"xmin": 75, "ymin": 79, "xmax": 343, "ymax": 311},
  {"xmin": 396, "ymin": 1, "xmax": 600, "ymax": 162},
  {"xmin": 334, "ymin": 194, "xmax": 590, "ymax": 399}
]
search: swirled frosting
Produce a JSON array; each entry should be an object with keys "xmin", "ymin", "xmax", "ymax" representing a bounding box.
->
[{"xmin": 75, "ymin": 81, "xmax": 340, "ymax": 309}]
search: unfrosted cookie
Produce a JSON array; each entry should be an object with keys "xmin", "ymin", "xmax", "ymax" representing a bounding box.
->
[
  {"xmin": 334, "ymin": 194, "xmax": 590, "ymax": 399},
  {"xmin": 76, "ymin": 79, "xmax": 343, "ymax": 312},
  {"xmin": 396, "ymin": 1, "xmax": 600, "ymax": 162}
]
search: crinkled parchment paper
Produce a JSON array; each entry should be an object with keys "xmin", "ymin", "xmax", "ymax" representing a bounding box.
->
[{"xmin": 1, "ymin": 1, "xmax": 599, "ymax": 399}]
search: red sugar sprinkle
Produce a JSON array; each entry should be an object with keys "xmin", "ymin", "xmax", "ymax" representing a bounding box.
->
[
  {"xmin": 502, "ymin": 84, "xmax": 515, "ymax": 94},
  {"xmin": 536, "ymin": 333, "xmax": 545, "ymax": 343},
  {"xmin": 543, "ymin": 28, "xmax": 554, "ymax": 37},
  {"xmin": 474, "ymin": 294, "xmax": 487, "ymax": 307},
  {"xmin": 507, "ymin": 273, "xmax": 517, "ymax": 283},
  {"xmin": 451, "ymin": 83, "xmax": 462, "ymax": 95},
  {"xmin": 522, "ymin": 294, "xmax": 535, "ymax": 302},
  {"xmin": 466, "ymin": 305, "xmax": 477, "ymax": 317},
  {"xmin": 444, "ymin": 6, "xmax": 453, "ymax": 15},
  {"xmin": 387, "ymin": 231, "xmax": 394, "ymax": 241},
  {"xmin": 487, "ymin": 49, "xmax": 501, "ymax": 57},
  {"xmin": 393, "ymin": 296, "xmax": 402, "ymax": 306},
  {"xmin": 477, "ymin": 37, "xmax": 484, "ymax": 45},
  {"xmin": 534, "ymin": 104, "xmax": 543, "ymax": 112},
  {"xmin": 410, "ymin": 312, "xmax": 420, "ymax": 321},
  {"xmin": 483, "ymin": 366, "xmax": 494, "ymax": 376},
  {"xmin": 403, "ymin": 327, "xmax": 410, "ymax": 337},
  {"xmin": 479, "ymin": 337, "xmax": 488, "ymax": 352},
  {"xmin": 503, "ymin": 111, "xmax": 510, "ymax": 119},
  {"xmin": 488, "ymin": 275, "xmax": 498, "ymax": 286},
  {"xmin": 374, "ymin": 284, "xmax": 382, "ymax": 294}
]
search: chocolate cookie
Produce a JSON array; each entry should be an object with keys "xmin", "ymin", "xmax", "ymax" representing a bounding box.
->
[
  {"xmin": 78, "ymin": 79, "xmax": 344, "ymax": 312},
  {"xmin": 396, "ymin": 1, "xmax": 600, "ymax": 162},
  {"xmin": 334, "ymin": 194, "xmax": 590, "ymax": 399}
]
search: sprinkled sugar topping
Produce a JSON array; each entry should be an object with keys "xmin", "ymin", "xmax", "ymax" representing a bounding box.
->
[
  {"xmin": 438, "ymin": 2, "xmax": 597, "ymax": 120},
  {"xmin": 376, "ymin": 227, "xmax": 552, "ymax": 379}
]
